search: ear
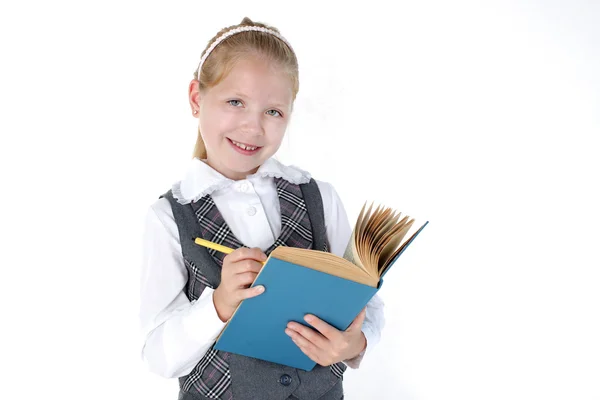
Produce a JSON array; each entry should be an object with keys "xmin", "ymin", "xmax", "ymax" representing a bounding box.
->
[{"xmin": 188, "ymin": 79, "xmax": 201, "ymax": 118}]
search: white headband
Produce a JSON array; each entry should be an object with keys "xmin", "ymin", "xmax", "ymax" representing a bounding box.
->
[{"xmin": 196, "ymin": 26, "xmax": 294, "ymax": 77}]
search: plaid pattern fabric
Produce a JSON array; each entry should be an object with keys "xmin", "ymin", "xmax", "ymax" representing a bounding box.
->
[
  {"xmin": 184, "ymin": 258, "xmax": 214, "ymax": 292},
  {"xmin": 181, "ymin": 177, "xmax": 342, "ymax": 399},
  {"xmin": 191, "ymin": 178, "xmax": 314, "ymax": 267}
]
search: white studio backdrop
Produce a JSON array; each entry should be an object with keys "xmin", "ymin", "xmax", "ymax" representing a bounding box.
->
[{"xmin": 0, "ymin": 1, "xmax": 598, "ymax": 399}]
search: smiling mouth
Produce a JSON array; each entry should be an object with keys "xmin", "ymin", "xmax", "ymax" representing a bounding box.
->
[{"xmin": 228, "ymin": 138, "xmax": 261, "ymax": 151}]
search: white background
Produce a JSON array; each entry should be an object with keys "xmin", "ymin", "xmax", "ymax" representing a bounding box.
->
[{"xmin": 1, "ymin": 1, "xmax": 598, "ymax": 399}]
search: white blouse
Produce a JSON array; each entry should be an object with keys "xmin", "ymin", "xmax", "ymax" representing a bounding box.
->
[{"xmin": 139, "ymin": 157, "xmax": 385, "ymax": 378}]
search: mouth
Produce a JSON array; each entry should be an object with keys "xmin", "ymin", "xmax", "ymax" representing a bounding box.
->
[{"xmin": 227, "ymin": 138, "xmax": 262, "ymax": 155}]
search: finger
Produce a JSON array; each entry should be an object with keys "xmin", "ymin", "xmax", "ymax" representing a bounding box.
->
[
  {"xmin": 234, "ymin": 259, "xmax": 263, "ymax": 275},
  {"xmin": 303, "ymin": 315, "xmax": 341, "ymax": 341},
  {"xmin": 286, "ymin": 321, "xmax": 328, "ymax": 348},
  {"xmin": 286, "ymin": 328, "xmax": 319, "ymax": 354},
  {"xmin": 235, "ymin": 271, "xmax": 258, "ymax": 288},
  {"xmin": 286, "ymin": 329, "xmax": 326, "ymax": 366},
  {"xmin": 226, "ymin": 247, "xmax": 268, "ymax": 264},
  {"xmin": 348, "ymin": 307, "xmax": 367, "ymax": 331},
  {"xmin": 238, "ymin": 285, "xmax": 265, "ymax": 300}
]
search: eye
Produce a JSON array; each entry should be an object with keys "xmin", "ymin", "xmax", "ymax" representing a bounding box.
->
[
  {"xmin": 266, "ymin": 109, "xmax": 282, "ymax": 117},
  {"xmin": 228, "ymin": 99, "xmax": 242, "ymax": 107}
]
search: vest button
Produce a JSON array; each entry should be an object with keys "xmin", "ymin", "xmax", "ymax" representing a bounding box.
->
[
  {"xmin": 247, "ymin": 206, "xmax": 257, "ymax": 216},
  {"xmin": 278, "ymin": 374, "xmax": 292, "ymax": 386}
]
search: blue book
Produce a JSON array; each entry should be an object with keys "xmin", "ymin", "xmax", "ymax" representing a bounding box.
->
[{"xmin": 212, "ymin": 202, "xmax": 429, "ymax": 371}]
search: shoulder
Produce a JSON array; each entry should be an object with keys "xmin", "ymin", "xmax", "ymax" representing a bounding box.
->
[
  {"xmin": 143, "ymin": 195, "xmax": 178, "ymax": 241},
  {"xmin": 150, "ymin": 196, "xmax": 175, "ymax": 221},
  {"xmin": 313, "ymin": 179, "xmax": 338, "ymax": 208},
  {"xmin": 267, "ymin": 158, "xmax": 345, "ymax": 211},
  {"xmin": 302, "ymin": 175, "xmax": 352, "ymax": 255},
  {"xmin": 260, "ymin": 158, "xmax": 341, "ymax": 206},
  {"xmin": 258, "ymin": 157, "xmax": 347, "ymax": 220},
  {"xmin": 313, "ymin": 179, "xmax": 346, "ymax": 222},
  {"xmin": 275, "ymin": 160, "xmax": 345, "ymax": 221}
]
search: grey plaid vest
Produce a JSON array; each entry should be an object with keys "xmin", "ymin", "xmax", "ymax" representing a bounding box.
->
[{"xmin": 161, "ymin": 177, "xmax": 346, "ymax": 400}]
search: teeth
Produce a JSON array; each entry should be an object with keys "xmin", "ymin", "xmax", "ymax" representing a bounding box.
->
[{"xmin": 232, "ymin": 140, "xmax": 257, "ymax": 151}]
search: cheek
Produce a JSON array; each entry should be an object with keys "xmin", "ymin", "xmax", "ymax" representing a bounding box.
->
[
  {"xmin": 200, "ymin": 109, "xmax": 235, "ymax": 138},
  {"xmin": 266, "ymin": 119, "xmax": 289, "ymax": 139}
]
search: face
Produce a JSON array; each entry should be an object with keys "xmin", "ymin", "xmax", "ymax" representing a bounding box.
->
[{"xmin": 190, "ymin": 56, "xmax": 294, "ymax": 180}]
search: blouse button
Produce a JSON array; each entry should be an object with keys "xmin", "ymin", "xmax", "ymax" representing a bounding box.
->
[
  {"xmin": 247, "ymin": 206, "xmax": 257, "ymax": 216},
  {"xmin": 240, "ymin": 183, "xmax": 248, "ymax": 192}
]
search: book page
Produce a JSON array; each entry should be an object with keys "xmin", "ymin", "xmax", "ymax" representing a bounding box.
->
[
  {"xmin": 272, "ymin": 246, "xmax": 377, "ymax": 287},
  {"xmin": 378, "ymin": 217, "xmax": 414, "ymax": 271},
  {"xmin": 342, "ymin": 226, "xmax": 367, "ymax": 272},
  {"xmin": 351, "ymin": 202, "xmax": 427, "ymax": 279},
  {"xmin": 379, "ymin": 220, "xmax": 428, "ymax": 277},
  {"xmin": 266, "ymin": 201, "xmax": 428, "ymax": 288}
]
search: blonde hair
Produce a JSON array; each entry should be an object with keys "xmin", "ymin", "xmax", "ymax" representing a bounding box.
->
[{"xmin": 192, "ymin": 17, "xmax": 299, "ymax": 160}]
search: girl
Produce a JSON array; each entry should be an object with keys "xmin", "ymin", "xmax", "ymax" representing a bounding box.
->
[{"xmin": 140, "ymin": 17, "xmax": 385, "ymax": 400}]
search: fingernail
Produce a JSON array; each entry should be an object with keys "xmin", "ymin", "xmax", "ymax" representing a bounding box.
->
[
  {"xmin": 285, "ymin": 329, "xmax": 292, "ymax": 336},
  {"xmin": 304, "ymin": 315, "xmax": 313, "ymax": 323},
  {"xmin": 256, "ymin": 285, "xmax": 264, "ymax": 293}
]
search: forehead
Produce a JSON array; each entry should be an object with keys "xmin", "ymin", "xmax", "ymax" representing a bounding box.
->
[{"xmin": 213, "ymin": 56, "xmax": 293, "ymax": 103}]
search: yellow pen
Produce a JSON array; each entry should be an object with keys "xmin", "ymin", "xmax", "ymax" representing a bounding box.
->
[
  {"xmin": 194, "ymin": 238, "xmax": 266, "ymax": 265},
  {"xmin": 194, "ymin": 237, "xmax": 234, "ymax": 255}
]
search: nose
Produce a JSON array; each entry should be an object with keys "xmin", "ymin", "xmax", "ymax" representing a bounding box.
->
[{"xmin": 239, "ymin": 112, "xmax": 264, "ymax": 136}]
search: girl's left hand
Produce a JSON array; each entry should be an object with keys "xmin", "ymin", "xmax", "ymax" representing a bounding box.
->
[{"xmin": 285, "ymin": 308, "xmax": 367, "ymax": 366}]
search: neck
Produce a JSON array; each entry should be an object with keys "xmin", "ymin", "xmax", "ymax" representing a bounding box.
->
[{"xmin": 203, "ymin": 159, "xmax": 259, "ymax": 181}]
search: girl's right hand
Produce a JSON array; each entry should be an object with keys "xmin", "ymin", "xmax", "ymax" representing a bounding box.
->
[{"xmin": 213, "ymin": 247, "xmax": 267, "ymax": 322}]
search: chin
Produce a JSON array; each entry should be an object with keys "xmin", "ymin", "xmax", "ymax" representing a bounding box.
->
[
  {"xmin": 226, "ymin": 161, "xmax": 262, "ymax": 177},
  {"xmin": 211, "ymin": 145, "xmax": 276, "ymax": 178}
]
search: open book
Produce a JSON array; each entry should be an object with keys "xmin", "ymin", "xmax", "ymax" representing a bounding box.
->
[
  {"xmin": 270, "ymin": 202, "xmax": 428, "ymax": 287},
  {"xmin": 212, "ymin": 202, "xmax": 428, "ymax": 370}
]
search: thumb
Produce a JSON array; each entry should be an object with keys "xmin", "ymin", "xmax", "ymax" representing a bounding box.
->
[{"xmin": 348, "ymin": 307, "xmax": 366, "ymax": 331}]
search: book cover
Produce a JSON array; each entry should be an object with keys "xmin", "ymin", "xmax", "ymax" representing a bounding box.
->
[{"xmin": 213, "ymin": 257, "xmax": 380, "ymax": 370}]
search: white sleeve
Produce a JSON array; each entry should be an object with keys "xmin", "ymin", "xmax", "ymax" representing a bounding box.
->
[
  {"xmin": 316, "ymin": 181, "xmax": 386, "ymax": 369},
  {"xmin": 139, "ymin": 198, "xmax": 226, "ymax": 378}
]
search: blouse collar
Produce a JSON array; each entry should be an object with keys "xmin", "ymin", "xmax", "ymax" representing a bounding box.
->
[{"xmin": 172, "ymin": 157, "xmax": 311, "ymax": 204}]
